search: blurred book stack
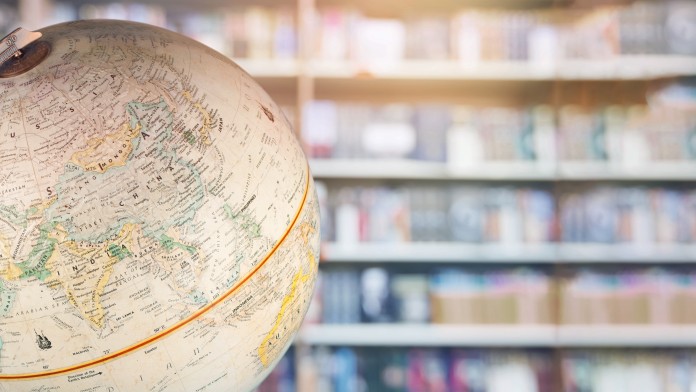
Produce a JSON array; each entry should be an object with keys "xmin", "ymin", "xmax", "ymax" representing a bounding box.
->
[
  {"xmin": 303, "ymin": 102, "xmax": 451, "ymax": 161},
  {"xmin": 28, "ymin": 1, "xmax": 696, "ymax": 64},
  {"xmin": 305, "ymin": 95, "xmax": 696, "ymax": 170},
  {"xmin": 563, "ymin": 350, "xmax": 696, "ymax": 392},
  {"xmin": 303, "ymin": 101, "xmax": 554, "ymax": 164},
  {"xmin": 430, "ymin": 268, "xmax": 552, "ymax": 324},
  {"xmin": 314, "ymin": 267, "xmax": 552, "ymax": 325},
  {"xmin": 559, "ymin": 186, "xmax": 696, "ymax": 244},
  {"xmin": 52, "ymin": 2, "xmax": 297, "ymax": 60},
  {"xmin": 259, "ymin": 348, "xmax": 696, "ymax": 392},
  {"xmin": 318, "ymin": 182, "xmax": 696, "ymax": 246},
  {"xmin": 560, "ymin": 268, "xmax": 696, "ymax": 324},
  {"xmin": 558, "ymin": 104, "xmax": 696, "ymax": 165},
  {"xmin": 323, "ymin": 184, "xmax": 555, "ymax": 244},
  {"xmin": 297, "ymin": 347, "xmax": 554, "ymax": 392},
  {"xmin": 314, "ymin": 266, "xmax": 696, "ymax": 327},
  {"xmin": 311, "ymin": 1, "xmax": 696, "ymax": 67}
]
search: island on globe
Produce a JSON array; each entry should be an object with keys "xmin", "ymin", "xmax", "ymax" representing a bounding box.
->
[{"xmin": 0, "ymin": 20, "xmax": 319, "ymax": 391}]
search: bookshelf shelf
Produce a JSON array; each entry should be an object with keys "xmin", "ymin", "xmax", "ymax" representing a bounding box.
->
[
  {"xmin": 310, "ymin": 159, "xmax": 557, "ymax": 181},
  {"xmin": 557, "ymin": 244, "xmax": 696, "ymax": 263},
  {"xmin": 557, "ymin": 162, "xmax": 696, "ymax": 181},
  {"xmin": 311, "ymin": 159, "xmax": 696, "ymax": 182},
  {"xmin": 298, "ymin": 324, "xmax": 557, "ymax": 347},
  {"xmin": 553, "ymin": 55, "xmax": 696, "ymax": 80},
  {"xmin": 308, "ymin": 56, "xmax": 696, "ymax": 83},
  {"xmin": 298, "ymin": 324, "xmax": 696, "ymax": 347},
  {"xmin": 557, "ymin": 326, "xmax": 696, "ymax": 347},
  {"xmin": 321, "ymin": 242, "xmax": 559, "ymax": 263},
  {"xmin": 321, "ymin": 242, "xmax": 696, "ymax": 263}
]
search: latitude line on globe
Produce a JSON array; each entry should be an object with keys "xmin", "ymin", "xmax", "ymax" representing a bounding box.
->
[{"xmin": 0, "ymin": 162, "xmax": 312, "ymax": 380}]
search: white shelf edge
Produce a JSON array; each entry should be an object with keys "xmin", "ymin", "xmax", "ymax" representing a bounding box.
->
[
  {"xmin": 298, "ymin": 324, "xmax": 556, "ymax": 347},
  {"xmin": 308, "ymin": 56, "xmax": 696, "ymax": 81},
  {"xmin": 320, "ymin": 242, "xmax": 696, "ymax": 263},
  {"xmin": 310, "ymin": 159, "xmax": 556, "ymax": 180},
  {"xmin": 310, "ymin": 159, "xmax": 448, "ymax": 180},
  {"xmin": 321, "ymin": 242, "xmax": 559, "ymax": 263},
  {"xmin": 557, "ymin": 243, "xmax": 696, "ymax": 263},
  {"xmin": 297, "ymin": 324, "xmax": 696, "ymax": 347},
  {"xmin": 557, "ymin": 162, "xmax": 696, "ymax": 181},
  {"xmin": 179, "ymin": 56, "xmax": 696, "ymax": 81},
  {"xmin": 310, "ymin": 159, "xmax": 696, "ymax": 181},
  {"xmin": 555, "ymin": 55, "xmax": 696, "ymax": 80},
  {"xmin": 557, "ymin": 325, "xmax": 696, "ymax": 347}
]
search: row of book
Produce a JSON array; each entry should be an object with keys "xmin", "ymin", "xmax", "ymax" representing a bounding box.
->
[
  {"xmin": 320, "ymin": 185, "xmax": 555, "ymax": 244},
  {"xmin": 297, "ymin": 347, "xmax": 554, "ymax": 392},
  {"xmin": 312, "ymin": 1, "xmax": 696, "ymax": 66},
  {"xmin": 563, "ymin": 350, "xmax": 696, "ymax": 392},
  {"xmin": 558, "ymin": 104, "xmax": 696, "ymax": 163},
  {"xmin": 303, "ymin": 99, "xmax": 696, "ymax": 164},
  {"xmin": 303, "ymin": 102, "xmax": 549, "ymax": 162},
  {"xmin": 320, "ymin": 184, "xmax": 696, "ymax": 245},
  {"xmin": 312, "ymin": 267, "xmax": 696, "ymax": 325},
  {"xmin": 315, "ymin": 267, "xmax": 553, "ymax": 325},
  {"xmin": 49, "ymin": 3, "xmax": 298, "ymax": 60},
  {"xmin": 560, "ymin": 187, "xmax": 696, "ymax": 244},
  {"xmin": 560, "ymin": 268, "xmax": 696, "ymax": 325},
  {"xmin": 39, "ymin": 1, "xmax": 696, "ymax": 64},
  {"xmin": 259, "ymin": 347, "xmax": 696, "ymax": 392}
]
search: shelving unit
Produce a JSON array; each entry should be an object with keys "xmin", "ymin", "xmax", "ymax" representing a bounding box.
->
[{"xmin": 298, "ymin": 0, "xmax": 696, "ymax": 389}]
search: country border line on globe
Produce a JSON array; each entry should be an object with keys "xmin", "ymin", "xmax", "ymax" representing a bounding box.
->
[{"xmin": 0, "ymin": 162, "xmax": 312, "ymax": 380}]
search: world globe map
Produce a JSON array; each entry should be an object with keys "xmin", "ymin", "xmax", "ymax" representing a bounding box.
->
[{"xmin": 0, "ymin": 20, "xmax": 319, "ymax": 391}]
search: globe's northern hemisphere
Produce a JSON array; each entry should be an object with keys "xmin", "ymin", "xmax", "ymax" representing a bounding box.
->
[{"xmin": 0, "ymin": 20, "xmax": 319, "ymax": 391}]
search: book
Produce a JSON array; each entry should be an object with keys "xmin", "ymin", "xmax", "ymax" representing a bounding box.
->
[{"xmin": 560, "ymin": 267, "xmax": 696, "ymax": 325}]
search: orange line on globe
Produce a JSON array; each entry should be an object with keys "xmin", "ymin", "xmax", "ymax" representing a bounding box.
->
[{"xmin": 0, "ymin": 164, "xmax": 311, "ymax": 381}]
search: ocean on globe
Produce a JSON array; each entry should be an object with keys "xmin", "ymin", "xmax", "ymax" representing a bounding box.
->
[{"xmin": 0, "ymin": 20, "xmax": 319, "ymax": 391}]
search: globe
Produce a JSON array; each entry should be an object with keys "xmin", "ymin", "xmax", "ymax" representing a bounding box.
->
[{"xmin": 0, "ymin": 20, "xmax": 319, "ymax": 391}]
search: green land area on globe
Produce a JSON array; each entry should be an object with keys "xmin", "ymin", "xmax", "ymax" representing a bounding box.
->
[{"xmin": 0, "ymin": 20, "xmax": 319, "ymax": 392}]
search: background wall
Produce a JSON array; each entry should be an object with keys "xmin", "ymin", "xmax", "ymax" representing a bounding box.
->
[{"xmin": 6, "ymin": 0, "xmax": 696, "ymax": 391}]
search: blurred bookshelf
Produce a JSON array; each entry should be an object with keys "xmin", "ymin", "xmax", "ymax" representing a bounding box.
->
[{"xmin": 17, "ymin": 0, "xmax": 696, "ymax": 390}]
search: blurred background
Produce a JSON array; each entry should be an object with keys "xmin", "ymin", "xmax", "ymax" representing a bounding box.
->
[{"xmin": 6, "ymin": 0, "xmax": 696, "ymax": 390}]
